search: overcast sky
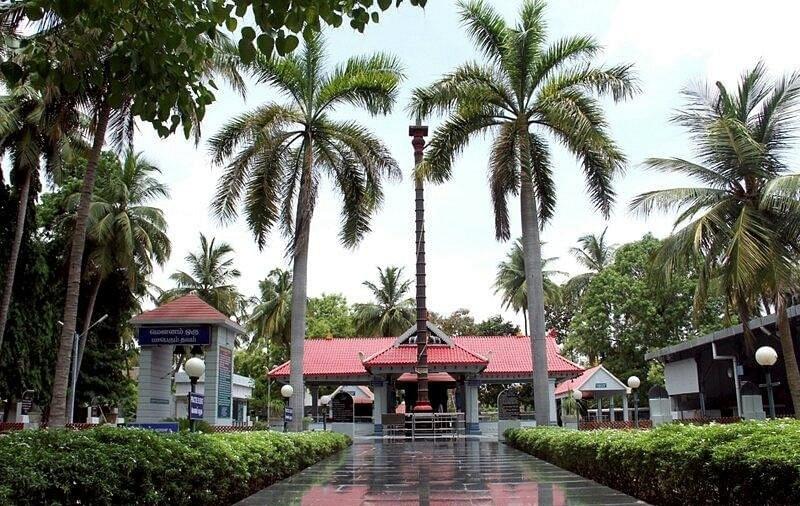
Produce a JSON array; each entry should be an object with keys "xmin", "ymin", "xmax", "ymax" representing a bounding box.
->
[{"xmin": 125, "ymin": 0, "xmax": 800, "ymax": 328}]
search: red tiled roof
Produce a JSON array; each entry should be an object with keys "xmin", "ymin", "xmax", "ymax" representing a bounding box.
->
[
  {"xmin": 268, "ymin": 338, "xmax": 393, "ymax": 378},
  {"xmin": 554, "ymin": 365, "xmax": 602, "ymax": 396},
  {"xmin": 268, "ymin": 330, "xmax": 583, "ymax": 379},
  {"xmin": 363, "ymin": 343, "xmax": 488, "ymax": 368},
  {"xmin": 455, "ymin": 331, "xmax": 583, "ymax": 376},
  {"xmin": 131, "ymin": 293, "xmax": 243, "ymax": 331}
]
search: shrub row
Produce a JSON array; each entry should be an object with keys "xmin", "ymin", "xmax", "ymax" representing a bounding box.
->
[
  {"xmin": 0, "ymin": 427, "xmax": 350, "ymax": 505},
  {"xmin": 505, "ymin": 420, "xmax": 800, "ymax": 506}
]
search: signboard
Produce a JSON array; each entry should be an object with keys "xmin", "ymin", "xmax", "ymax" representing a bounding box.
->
[
  {"xmin": 20, "ymin": 390, "xmax": 34, "ymax": 416},
  {"xmin": 594, "ymin": 382, "xmax": 607, "ymax": 389},
  {"xmin": 284, "ymin": 406, "xmax": 294, "ymax": 422},
  {"xmin": 217, "ymin": 346, "xmax": 232, "ymax": 418},
  {"xmin": 331, "ymin": 391, "xmax": 354, "ymax": 422},
  {"xmin": 498, "ymin": 388, "xmax": 520, "ymax": 420},
  {"xmin": 137, "ymin": 325, "xmax": 211, "ymax": 346},
  {"xmin": 188, "ymin": 392, "xmax": 204, "ymax": 420},
  {"xmin": 126, "ymin": 423, "xmax": 179, "ymax": 433}
]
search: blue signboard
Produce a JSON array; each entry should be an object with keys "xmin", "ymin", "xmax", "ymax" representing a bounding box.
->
[
  {"xmin": 126, "ymin": 423, "xmax": 179, "ymax": 433},
  {"xmin": 284, "ymin": 407, "xmax": 294, "ymax": 422},
  {"xmin": 188, "ymin": 392, "xmax": 204, "ymax": 420},
  {"xmin": 136, "ymin": 325, "xmax": 211, "ymax": 346},
  {"xmin": 217, "ymin": 346, "xmax": 232, "ymax": 418}
]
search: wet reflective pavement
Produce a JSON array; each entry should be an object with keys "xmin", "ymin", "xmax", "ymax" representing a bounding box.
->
[{"xmin": 236, "ymin": 440, "xmax": 646, "ymax": 505}]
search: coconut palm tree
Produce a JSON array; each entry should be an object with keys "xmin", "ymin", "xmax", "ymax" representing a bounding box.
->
[
  {"xmin": 79, "ymin": 150, "xmax": 171, "ymax": 368},
  {"xmin": 564, "ymin": 227, "xmax": 614, "ymax": 298},
  {"xmin": 354, "ymin": 266, "xmax": 415, "ymax": 337},
  {"xmin": 494, "ymin": 239, "xmax": 563, "ymax": 335},
  {"xmin": 162, "ymin": 233, "xmax": 241, "ymax": 317},
  {"xmin": 208, "ymin": 33, "xmax": 403, "ymax": 430},
  {"xmin": 0, "ymin": 82, "xmax": 83, "ymax": 355},
  {"xmin": 248, "ymin": 268, "xmax": 293, "ymax": 349},
  {"xmin": 630, "ymin": 62, "xmax": 800, "ymax": 417},
  {"xmin": 410, "ymin": 0, "xmax": 636, "ymax": 424}
]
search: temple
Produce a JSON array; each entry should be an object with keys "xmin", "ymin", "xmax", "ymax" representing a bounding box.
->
[{"xmin": 268, "ymin": 322, "xmax": 583, "ymax": 435}]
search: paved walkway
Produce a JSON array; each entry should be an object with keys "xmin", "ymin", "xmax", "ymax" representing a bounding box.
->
[{"xmin": 236, "ymin": 441, "xmax": 645, "ymax": 505}]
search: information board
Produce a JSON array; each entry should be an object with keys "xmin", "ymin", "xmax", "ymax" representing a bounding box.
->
[
  {"xmin": 217, "ymin": 346, "xmax": 232, "ymax": 418},
  {"xmin": 188, "ymin": 392, "xmax": 204, "ymax": 420},
  {"xmin": 331, "ymin": 391, "xmax": 354, "ymax": 422},
  {"xmin": 20, "ymin": 390, "xmax": 34, "ymax": 416},
  {"xmin": 137, "ymin": 325, "xmax": 211, "ymax": 346},
  {"xmin": 498, "ymin": 388, "xmax": 520, "ymax": 420},
  {"xmin": 284, "ymin": 406, "xmax": 293, "ymax": 422}
]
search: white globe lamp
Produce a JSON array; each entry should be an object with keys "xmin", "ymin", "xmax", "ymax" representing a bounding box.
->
[
  {"xmin": 571, "ymin": 389, "xmax": 583, "ymax": 401},
  {"xmin": 280, "ymin": 384, "xmax": 294, "ymax": 398},
  {"xmin": 184, "ymin": 356, "xmax": 205, "ymax": 380},
  {"xmin": 627, "ymin": 376, "xmax": 641, "ymax": 389},
  {"xmin": 755, "ymin": 346, "xmax": 778, "ymax": 367}
]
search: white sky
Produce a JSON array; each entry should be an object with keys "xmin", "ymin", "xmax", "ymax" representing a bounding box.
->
[{"xmin": 125, "ymin": 0, "xmax": 800, "ymax": 327}]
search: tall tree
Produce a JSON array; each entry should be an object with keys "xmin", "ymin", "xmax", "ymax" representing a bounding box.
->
[
  {"xmin": 162, "ymin": 233, "xmax": 241, "ymax": 317},
  {"xmin": 209, "ymin": 33, "xmax": 402, "ymax": 430},
  {"xmin": 494, "ymin": 238, "xmax": 562, "ymax": 335},
  {"xmin": 631, "ymin": 63, "xmax": 800, "ymax": 416},
  {"xmin": 306, "ymin": 293, "xmax": 356, "ymax": 338},
  {"xmin": 353, "ymin": 266, "xmax": 415, "ymax": 336},
  {"xmin": 1, "ymin": 1, "xmax": 244, "ymax": 426},
  {"xmin": 565, "ymin": 227, "xmax": 614, "ymax": 298},
  {"xmin": 76, "ymin": 150, "xmax": 170, "ymax": 381},
  {"xmin": 0, "ymin": 82, "xmax": 82, "ymax": 355},
  {"xmin": 248, "ymin": 268, "xmax": 292, "ymax": 349},
  {"xmin": 411, "ymin": 0, "xmax": 637, "ymax": 424}
]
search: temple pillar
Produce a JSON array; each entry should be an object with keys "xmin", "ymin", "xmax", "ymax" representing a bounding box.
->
[
  {"xmin": 135, "ymin": 346, "xmax": 172, "ymax": 423},
  {"xmin": 465, "ymin": 376, "xmax": 480, "ymax": 434},
  {"xmin": 372, "ymin": 376, "xmax": 386, "ymax": 435},
  {"xmin": 548, "ymin": 378, "xmax": 557, "ymax": 425}
]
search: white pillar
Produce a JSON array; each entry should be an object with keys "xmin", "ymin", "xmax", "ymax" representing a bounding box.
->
[
  {"xmin": 547, "ymin": 378, "xmax": 557, "ymax": 425},
  {"xmin": 204, "ymin": 326, "xmax": 236, "ymax": 426},
  {"xmin": 135, "ymin": 346, "xmax": 172, "ymax": 423},
  {"xmin": 609, "ymin": 396, "xmax": 615, "ymax": 421},
  {"xmin": 465, "ymin": 377, "xmax": 480, "ymax": 434},
  {"xmin": 623, "ymin": 395, "xmax": 629, "ymax": 422},
  {"xmin": 372, "ymin": 376, "xmax": 386, "ymax": 435}
]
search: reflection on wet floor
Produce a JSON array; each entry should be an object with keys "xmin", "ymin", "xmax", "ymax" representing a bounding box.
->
[{"xmin": 236, "ymin": 440, "xmax": 646, "ymax": 505}]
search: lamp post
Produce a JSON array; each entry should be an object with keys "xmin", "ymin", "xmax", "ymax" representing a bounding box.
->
[
  {"xmin": 320, "ymin": 395, "xmax": 331, "ymax": 431},
  {"xmin": 281, "ymin": 384, "xmax": 294, "ymax": 432},
  {"xmin": 755, "ymin": 346, "xmax": 779, "ymax": 418},
  {"xmin": 184, "ymin": 356, "xmax": 206, "ymax": 432},
  {"xmin": 627, "ymin": 376, "xmax": 640, "ymax": 428},
  {"xmin": 262, "ymin": 345, "xmax": 271, "ymax": 424}
]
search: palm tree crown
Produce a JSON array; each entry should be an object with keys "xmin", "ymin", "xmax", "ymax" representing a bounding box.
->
[
  {"xmin": 164, "ymin": 233, "xmax": 241, "ymax": 316},
  {"xmin": 354, "ymin": 266, "xmax": 415, "ymax": 337},
  {"xmin": 565, "ymin": 227, "xmax": 614, "ymax": 298},
  {"xmin": 631, "ymin": 62, "xmax": 800, "ymax": 417},
  {"xmin": 410, "ymin": 0, "xmax": 636, "ymax": 426},
  {"xmin": 248, "ymin": 268, "xmax": 292, "ymax": 349}
]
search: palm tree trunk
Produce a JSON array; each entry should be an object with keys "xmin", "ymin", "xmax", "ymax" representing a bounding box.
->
[
  {"xmin": 49, "ymin": 97, "xmax": 111, "ymax": 427},
  {"xmin": 520, "ymin": 172, "xmax": 550, "ymax": 426},
  {"xmin": 0, "ymin": 168, "xmax": 32, "ymax": 354},
  {"xmin": 776, "ymin": 292, "xmax": 800, "ymax": 418},
  {"xmin": 287, "ymin": 136, "xmax": 314, "ymax": 431}
]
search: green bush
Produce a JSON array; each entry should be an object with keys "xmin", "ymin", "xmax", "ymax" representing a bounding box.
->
[
  {"xmin": 0, "ymin": 427, "xmax": 350, "ymax": 505},
  {"xmin": 505, "ymin": 420, "xmax": 800, "ymax": 506}
]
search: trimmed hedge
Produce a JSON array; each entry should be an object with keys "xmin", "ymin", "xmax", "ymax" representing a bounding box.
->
[
  {"xmin": 505, "ymin": 420, "xmax": 800, "ymax": 506},
  {"xmin": 0, "ymin": 427, "xmax": 350, "ymax": 505}
]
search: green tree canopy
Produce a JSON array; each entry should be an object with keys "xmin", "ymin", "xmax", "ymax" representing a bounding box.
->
[{"xmin": 306, "ymin": 293, "xmax": 356, "ymax": 338}]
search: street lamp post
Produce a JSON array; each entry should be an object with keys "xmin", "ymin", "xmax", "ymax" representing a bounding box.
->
[
  {"xmin": 320, "ymin": 395, "xmax": 331, "ymax": 431},
  {"xmin": 62, "ymin": 313, "xmax": 108, "ymax": 424},
  {"xmin": 755, "ymin": 346, "xmax": 779, "ymax": 418},
  {"xmin": 185, "ymin": 356, "xmax": 206, "ymax": 432},
  {"xmin": 627, "ymin": 376, "xmax": 641, "ymax": 428},
  {"xmin": 262, "ymin": 345, "xmax": 271, "ymax": 425},
  {"xmin": 281, "ymin": 384, "xmax": 294, "ymax": 432}
]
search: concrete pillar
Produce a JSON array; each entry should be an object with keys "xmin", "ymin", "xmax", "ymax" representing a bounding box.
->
[
  {"xmin": 203, "ymin": 326, "xmax": 235, "ymax": 426},
  {"xmin": 372, "ymin": 376, "xmax": 386, "ymax": 435},
  {"xmin": 548, "ymin": 378, "xmax": 557, "ymax": 425},
  {"xmin": 609, "ymin": 396, "xmax": 615, "ymax": 421},
  {"xmin": 135, "ymin": 346, "xmax": 172, "ymax": 423},
  {"xmin": 465, "ymin": 377, "xmax": 480, "ymax": 434},
  {"xmin": 623, "ymin": 395, "xmax": 629, "ymax": 422},
  {"xmin": 310, "ymin": 386, "xmax": 319, "ymax": 421}
]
